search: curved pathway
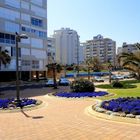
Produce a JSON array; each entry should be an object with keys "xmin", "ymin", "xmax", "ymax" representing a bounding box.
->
[{"xmin": 0, "ymin": 88, "xmax": 140, "ymax": 140}]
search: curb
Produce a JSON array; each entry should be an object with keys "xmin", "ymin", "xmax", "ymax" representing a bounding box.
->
[{"xmin": 86, "ymin": 103, "xmax": 140, "ymax": 125}]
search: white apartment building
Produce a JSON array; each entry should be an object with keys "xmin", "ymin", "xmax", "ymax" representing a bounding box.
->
[
  {"xmin": 84, "ymin": 35, "xmax": 116, "ymax": 65},
  {"xmin": 122, "ymin": 42, "xmax": 138, "ymax": 53},
  {"xmin": 0, "ymin": 0, "xmax": 47, "ymax": 81},
  {"xmin": 47, "ymin": 37, "xmax": 55, "ymax": 63},
  {"xmin": 79, "ymin": 43, "xmax": 86, "ymax": 64},
  {"xmin": 117, "ymin": 47, "xmax": 123, "ymax": 54},
  {"xmin": 53, "ymin": 28, "xmax": 80, "ymax": 65}
]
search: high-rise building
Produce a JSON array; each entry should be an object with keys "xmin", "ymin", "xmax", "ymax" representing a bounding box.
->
[
  {"xmin": 47, "ymin": 37, "xmax": 55, "ymax": 63},
  {"xmin": 117, "ymin": 47, "xmax": 123, "ymax": 54},
  {"xmin": 0, "ymin": 0, "xmax": 47, "ymax": 81},
  {"xmin": 53, "ymin": 28, "xmax": 80, "ymax": 65},
  {"xmin": 122, "ymin": 42, "xmax": 138, "ymax": 53},
  {"xmin": 84, "ymin": 34, "xmax": 116, "ymax": 65}
]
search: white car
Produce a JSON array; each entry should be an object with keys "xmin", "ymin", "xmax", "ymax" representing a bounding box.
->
[
  {"xmin": 46, "ymin": 79, "xmax": 56, "ymax": 87},
  {"xmin": 58, "ymin": 78, "xmax": 70, "ymax": 86},
  {"xmin": 111, "ymin": 75, "xmax": 124, "ymax": 80},
  {"xmin": 94, "ymin": 76, "xmax": 104, "ymax": 82}
]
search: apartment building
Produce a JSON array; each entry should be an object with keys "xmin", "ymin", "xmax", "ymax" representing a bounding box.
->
[
  {"xmin": 53, "ymin": 28, "xmax": 80, "ymax": 65},
  {"xmin": 47, "ymin": 37, "xmax": 55, "ymax": 63},
  {"xmin": 122, "ymin": 42, "xmax": 138, "ymax": 53},
  {"xmin": 84, "ymin": 34, "xmax": 116, "ymax": 65},
  {"xmin": 0, "ymin": 0, "xmax": 47, "ymax": 81}
]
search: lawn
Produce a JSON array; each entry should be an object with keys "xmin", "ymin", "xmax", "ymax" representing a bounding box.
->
[{"xmin": 97, "ymin": 80, "xmax": 140, "ymax": 100}]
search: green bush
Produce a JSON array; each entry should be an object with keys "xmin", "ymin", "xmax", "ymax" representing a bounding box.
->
[
  {"xmin": 112, "ymin": 81, "xmax": 124, "ymax": 88},
  {"xmin": 70, "ymin": 79, "xmax": 95, "ymax": 92}
]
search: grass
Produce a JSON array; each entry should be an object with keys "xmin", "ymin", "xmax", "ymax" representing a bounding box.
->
[
  {"xmin": 96, "ymin": 80, "xmax": 140, "ymax": 100},
  {"xmin": 96, "ymin": 80, "xmax": 140, "ymax": 89}
]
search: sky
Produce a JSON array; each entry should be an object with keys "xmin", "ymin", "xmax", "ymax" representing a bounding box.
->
[{"xmin": 48, "ymin": 0, "xmax": 140, "ymax": 47}]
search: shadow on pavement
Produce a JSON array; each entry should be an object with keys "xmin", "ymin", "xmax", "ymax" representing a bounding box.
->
[{"xmin": 20, "ymin": 109, "xmax": 44, "ymax": 119}]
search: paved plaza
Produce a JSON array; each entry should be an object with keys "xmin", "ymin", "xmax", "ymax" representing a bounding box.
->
[{"xmin": 0, "ymin": 87, "xmax": 140, "ymax": 140}]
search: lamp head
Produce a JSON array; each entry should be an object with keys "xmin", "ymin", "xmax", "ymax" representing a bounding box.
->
[{"xmin": 19, "ymin": 34, "xmax": 28, "ymax": 39}]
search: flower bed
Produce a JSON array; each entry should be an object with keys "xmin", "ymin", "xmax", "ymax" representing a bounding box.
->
[
  {"xmin": 101, "ymin": 97, "xmax": 140, "ymax": 115},
  {"xmin": 55, "ymin": 91, "xmax": 108, "ymax": 98},
  {"xmin": 0, "ymin": 98, "xmax": 37, "ymax": 109}
]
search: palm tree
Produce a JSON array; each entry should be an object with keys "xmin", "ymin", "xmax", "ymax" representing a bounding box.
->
[
  {"xmin": 118, "ymin": 43, "xmax": 140, "ymax": 79},
  {"xmin": 85, "ymin": 57, "xmax": 102, "ymax": 80},
  {"xmin": 46, "ymin": 63, "xmax": 63, "ymax": 88},
  {"xmin": 0, "ymin": 49, "xmax": 11, "ymax": 67},
  {"xmin": 85, "ymin": 57, "xmax": 92, "ymax": 80}
]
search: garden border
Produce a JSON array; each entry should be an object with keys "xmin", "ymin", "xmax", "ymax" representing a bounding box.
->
[
  {"xmin": 86, "ymin": 99, "xmax": 140, "ymax": 124},
  {"xmin": 47, "ymin": 91, "xmax": 114, "ymax": 100},
  {"xmin": 0, "ymin": 100, "xmax": 45, "ymax": 113}
]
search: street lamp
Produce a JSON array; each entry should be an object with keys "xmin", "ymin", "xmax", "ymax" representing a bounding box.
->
[{"xmin": 15, "ymin": 32, "xmax": 28, "ymax": 102}]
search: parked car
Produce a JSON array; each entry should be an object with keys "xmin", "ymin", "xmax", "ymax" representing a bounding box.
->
[
  {"xmin": 93, "ymin": 76, "xmax": 104, "ymax": 82},
  {"xmin": 45, "ymin": 79, "xmax": 57, "ymax": 87},
  {"xmin": 58, "ymin": 78, "xmax": 70, "ymax": 86},
  {"xmin": 124, "ymin": 74, "xmax": 134, "ymax": 79},
  {"xmin": 111, "ymin": 75, "xmax": 124, "ymax": 80}
]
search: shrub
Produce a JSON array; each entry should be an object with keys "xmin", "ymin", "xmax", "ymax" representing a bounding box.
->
[
  {"xmin": 70, "ymin": 79, "xmax": 95, "ymax": 92},
  {"xmin": 112, "ymin": 81, "xmax": 124, "ymax": 88}
]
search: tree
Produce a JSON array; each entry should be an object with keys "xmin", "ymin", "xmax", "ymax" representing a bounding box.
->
[
  {"xmin": 0, "ymin": 49, "xmax": 11, "ymax": 67},
  {"xmin": 46, "ymin": 63, "xmax": 63, "ymax": 88},
  {"xmin": 85, "ymin": 57, "xmax": 102, "ymax": 80},
  {"xmin": 118, "ymin": 43, "xmax": 140, "ymax": 79}
]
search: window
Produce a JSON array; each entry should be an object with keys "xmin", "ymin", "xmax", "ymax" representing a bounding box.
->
[
  {"xmin": 21, "ymin": 1, "xmax": 29, "ymax": 10},
  {"xmin": 0, "ymin": 32, "xmax": 15, "ymax": 44},
  {"xmin": 48, "ymin": 52, "xmax": 51, "ymax": 56},
  {"xmin": 0, "ymin": 7, "xmax": 20, "ymax": 21},
  {"xmin": 32, "ymin": 60, "xmax": 39, "ymax": 69},
  {"xmin": 5, "ymin": 34, "xmax": 10, "ymax": 43},
  {"xmin": 22, "ymin": 60, "xmax": 30, "ymax": 66},
  {"xmin": 5, "ymin": 21, "xmax": 19, "ymax": 33},
  {"xmin": 21, "ymin": 26, "xmax": 47, "ymax": 38},
  {"xmin": 31, "ymin": 5, "xmax": 46, "ymax": 18},
  {"xmin": 21, "ymin": 26, "xmax": 30, "ymax": 32},
  {"xmin": 31, "ymin": 0, "xmax": 43, "ymax": 6},
  {"xmin": 31, "ymin": 17, "xmax": 43, "ymax": 27},
  {"xmin": 22, "ymin": 27, "xmax": 26, "ymax": 31},
  {"xmin": 21, "ymin": 13, "xmax": 30, "ymax": 22},
  {"xmin": 5, "ymin": 0, "xmax": 20, "ymax": 8}
]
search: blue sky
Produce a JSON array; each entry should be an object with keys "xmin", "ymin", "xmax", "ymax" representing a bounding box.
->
[{"xmin": 48, "ymin": 0, "xmax": 140, "ymax": 47}]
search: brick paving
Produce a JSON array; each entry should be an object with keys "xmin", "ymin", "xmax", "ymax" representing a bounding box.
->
[{"xmin": 0, "ymin": 87, "xmax": 140, "ymax": 140}]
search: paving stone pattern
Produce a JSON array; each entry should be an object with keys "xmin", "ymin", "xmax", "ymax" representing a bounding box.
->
[{"xmin": 0, "ymin": 88, "xmax": 140, "ymax": 140}]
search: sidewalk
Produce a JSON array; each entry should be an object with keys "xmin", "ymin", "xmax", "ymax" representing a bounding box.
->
[{"xmin": 0, "ymin": 88, "xmax": 140, "ymax": 140}]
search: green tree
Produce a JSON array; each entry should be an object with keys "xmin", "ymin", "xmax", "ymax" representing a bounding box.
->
[
  {"xmin": 85, "ymin": 57, "xmax": 102, "ymax": 80},
  {"xmin": 0, "ymin": 49, "xmax": 11, "ymax": 67},
  {"xmin": 118, "ymin": 43, "xmax": 140, "ymax": 79},
  {"xmin": 46, "ymin": 63, "xmax": 63, "ymax": 88}
]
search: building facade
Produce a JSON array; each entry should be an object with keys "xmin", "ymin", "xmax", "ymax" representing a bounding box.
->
[
  {"xmin": 47, "ymin": 37, "xmax": 55, "ymax": 63},
  {"xmin": 53, "ymin": 28, "xmax": 80, "ymax": 65},
  {"xmin": 0, "ymin": 0, "xmax": 47, "ymax": 81},
  {"xmin": 122, "ymin": 42, "xmax": 138, "ymax": 53},
  {"xmin": 84, "ymin": 34, "xmax": 116, "ymax": 65}
]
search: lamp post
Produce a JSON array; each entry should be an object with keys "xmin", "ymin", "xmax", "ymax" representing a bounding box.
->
[
  {"xmin": 108, "ymin": 63, "xmax": 113, "ymax": 84},
  {"xmin": 15, "ymin": 32, "xmax": 28, "ymax": 102}
]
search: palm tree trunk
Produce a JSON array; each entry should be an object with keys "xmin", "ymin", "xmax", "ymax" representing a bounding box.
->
[{"xmin": 88, "ymin": 66, "xmax": 90, "ymax": 80}]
